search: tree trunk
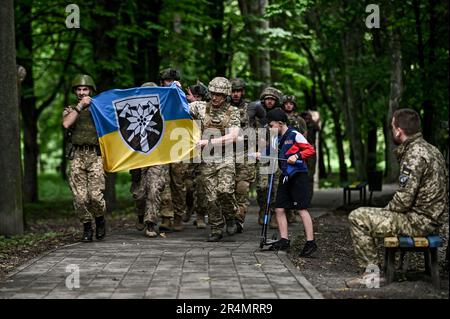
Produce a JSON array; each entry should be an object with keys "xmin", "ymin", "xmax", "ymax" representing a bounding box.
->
[
  {"xmin": 318, "ymin": 129, "xmax": 327, "ymax": 179},
  {"xmin": 209, "ymin": 0, "xmax": 227, "ymax": 76},
  {"xmin": 91, "ymin": 0, "xmax": 123, "ymax": 212},
  {"xmin": 17, "ymin": 1, "xmax": 38, "ymax": 203},
  {"xmin": 131, "ymin": 0, "xmax": 161, "ymax": 85},
  {"xmin": 238, "ymin": 0, "xmax": 271, "ymax": 90},
  {"xmin": 0, "ymin": 0, "xmax": 24, "ymax": 236},
  {"xmin": 341, "ymin": 31, "xmax": 366, "ymax": 180},
  {"xmin": 385, "ymin": 27, "xmax": 403, "ymax": 182},
  {"xmin": 423, "ymin": 0, "xmax": 437, "ymax": 144}
]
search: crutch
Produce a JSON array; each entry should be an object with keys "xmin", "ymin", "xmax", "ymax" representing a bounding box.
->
[{"xmin": 259, "ymin": 158, "xmax": 278, "ymax": 249}]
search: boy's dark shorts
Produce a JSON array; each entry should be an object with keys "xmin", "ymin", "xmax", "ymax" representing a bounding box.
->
[{"xmin": 275, "ymin": 172, "xmax": 310, "ymax": 210}]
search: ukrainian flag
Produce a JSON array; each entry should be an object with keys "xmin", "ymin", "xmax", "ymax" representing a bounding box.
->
[{"xmin": 90, "ymin": 83, "xmax": 200, "ymax": 172}]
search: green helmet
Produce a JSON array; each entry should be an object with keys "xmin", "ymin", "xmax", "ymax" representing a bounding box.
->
[
  {"xmin": 230, "ymin": 78, "xmax": 246, "ymax": 91},
  {"xmin": 282, "ymin": 95, "xmax": 297, "ymax": 107},
  {"xmin": 159, "ymin": 68, "xmax": 181, "ymax": 82},
  {"xmin": 71, "ymin": 74, "xmax": 96, "ymax": 92},
  {"xmin": 260, "ymin": 86, "xmax": 282, "ymax": 104},
  {"xmin": 141, "ymin": 82, "xmax": 158, "ymax": 87},
  {"xmin": 189, "ymin": 82, "xmax": 208, "ymax": 99},
  {"xmin": 208, "ymin": 77, "xmax": 232, "ymax": 96}
]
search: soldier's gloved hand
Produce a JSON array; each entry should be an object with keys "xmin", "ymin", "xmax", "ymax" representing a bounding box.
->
[{"xmin": 79, "ymin": 96, "xmax": 92, "ymax": 109}]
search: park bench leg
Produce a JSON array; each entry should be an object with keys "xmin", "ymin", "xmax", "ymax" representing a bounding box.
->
[
  {"xmin": 424, "ymin": 250, "xmax": 431, "ymax": 275},
  {"xmin": 430, "ymin": 248, "xmax": 440, "ymax": 289},
  {"xmin": 385, "ymin": 248, "xmax": 395, "ymax": 284}
]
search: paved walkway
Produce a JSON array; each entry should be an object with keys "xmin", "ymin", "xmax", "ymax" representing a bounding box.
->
[
  {"xmin": 0, "ymin": 185, "xmax": 396, "ymax": 299},
  {"xmin": 0, "ymin": 204, "xmax": 323, "ymax": 299}
]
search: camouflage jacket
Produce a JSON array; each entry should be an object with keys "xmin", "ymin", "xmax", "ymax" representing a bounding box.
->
[
  {"xmin": 286, "ymin": 111, "xmax": 307, "ymax": 135},
  {"xmin": 189, "ymin": 101, "xmax": 240, "ymax": 133},
  {"xmin": 386, "ymin": 133, "xmax": 448, "ymax": 228}
]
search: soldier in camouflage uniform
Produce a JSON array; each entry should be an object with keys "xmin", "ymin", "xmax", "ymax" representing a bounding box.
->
[
  {"xmin": 130, "ymin": 82, "xmax": 168, "ymax": 238},
  {"xmin": 300, "ymin": 110, "xmax": 320, "ymax": 204},
  {"xmin": 346, "ymin": 109, "xmax": 449, "ymax": 288},
  {"xmin": 189, "ymin": 77, "xmax": 240, "ymax": 241},
  {"xmin": 158, "ymin": 68, "xmax": 187, "ymax": 232},
  {"xmin": 282, "ymin": 95, "xmax": 307, "ymax": 224},
  {"xmin": 62, "ymin": 74, "xmax": 106, "ymax": 242},
  {"xmin": 183, "ymin": 82, "xmax": 209, "ymax": 228},
  {"xmin": 256, "ymin": 87, "xmax": 284, "ymax": 229},
  {"xmin": 230, "ymin": 78, "xmax": 258, "ymax": 233}
]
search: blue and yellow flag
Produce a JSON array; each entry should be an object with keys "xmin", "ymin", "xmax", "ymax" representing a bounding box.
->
[{"xmin": 91, "ymin": 84, "xmax": 199, "ymax": 172}]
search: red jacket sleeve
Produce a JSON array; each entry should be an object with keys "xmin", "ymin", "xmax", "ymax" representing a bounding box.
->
[{"xmin": 285, "ymin": 132, "xmax": 316, "ymax": 160}]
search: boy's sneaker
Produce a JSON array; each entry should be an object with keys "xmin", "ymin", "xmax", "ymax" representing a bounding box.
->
[
  {"xmin": 299, "ymin": 241, "xmax": 317, "ymax": 257},
  {"xmin": 269, "ymin": 238, "xmax": 290, "ymax": 251}
]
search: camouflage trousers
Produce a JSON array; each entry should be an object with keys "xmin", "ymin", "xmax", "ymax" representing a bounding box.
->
[
  {"xmin": 256, "ymin": 161, "xmax": 280, "ymax": 216},
  {"xmin": 199, "ymin": 161, "xmax": 238, "ymax": 235},
  {"xmin": 349, "ymin": 207, "xmax": 437, "ymax": 269},
  {"xmin": 187, "ymin": 164, "xmax": 208, "ymax": 220},
  {"xmin": 160, "ymin": 162, "xmax": 187, "ymax": 219},
  {"xmin": 130, "ymin": 165, "xmax": 167, "ymax": 224},
  {"xmin": 235, "ymin": 160, "xmax": 256, "ymax": 223},
  {"xmin": 69, "ymin": 149, "xmax": 106, "ymax": 223},
  {"xmin": 306, "ymin": 156, "xmax": 316, "ymax": 203}
]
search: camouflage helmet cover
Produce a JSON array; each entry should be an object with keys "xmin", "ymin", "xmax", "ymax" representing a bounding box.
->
[
  {"xmin": 71, "ymin": 74, "xmax": 97, "ymax": 92},
  {"xmin": 282, "ymin": 95, "xmax": 297, "ymax": 107},
  {"xmin": 141, "ymin": 82, "xmax": 158, "ymax": 87},
  {"xmin": 208, "ymin": 77, "xmax": 232, "ymax": 96},
  {"xmin": 230, "ymin": 78, "xmax": 246, "ymax": 91},
  {"xmin": 260, "ymin": 86, "xmax": 282, "ymax": 103},
  {"xmin": 159, "ymin": 68, "xmax": 181, "ymax": 81}
]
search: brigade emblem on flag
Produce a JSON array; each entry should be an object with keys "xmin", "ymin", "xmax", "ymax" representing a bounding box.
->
[{"xmin": 113, "ymin": 95, "xmax": 164, "ymax": 154}]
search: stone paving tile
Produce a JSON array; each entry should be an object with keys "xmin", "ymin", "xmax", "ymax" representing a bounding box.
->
[{"xmin": 0, "ymin": 206, "xmax": 322, "ymax": 299}]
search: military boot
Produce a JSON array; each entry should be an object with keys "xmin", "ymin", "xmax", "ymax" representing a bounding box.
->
[
  {"xmin": 173, "ymin": 215, "xmax": 184, "ymax": 232},
  {"xmin": 236, "ymin": 220, "xmax": 244, "ymax": 233},
  {"xmin": 159, "ymin": 217, "xmax": 172, "ymax": 232},
  {"xmin": 95, "ymin": 216, "xmax": 106, "ymax": 240},
  {"xmin": 207, "ymin": 232, "xmax": 223, "ymax": 242},
  {"xmin": 194, "ymin": 215, "xmax": 206, "ymax": 229},
  {"xmin": 145, "ymin": 222, "xmax": 158, "ymax": 238},
  {"xmin": 81, "ymin": 222, "xmax": 93, "ymax": 242},
  {"xmin": 135, "ymin": 215, "xmax": 145, "ymax": 231},
  {"xmin": 226, "ymin": 219, "xmax": 237, "ymax": 235}
]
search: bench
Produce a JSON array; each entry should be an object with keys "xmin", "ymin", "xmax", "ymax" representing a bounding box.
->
[
  {"xmin": 342, "ymin": 181, "xmax": 368, "ymax": 206},
  {"xmin": 384, "ymin": 235, "xmax": 443, "ymax": 289}
]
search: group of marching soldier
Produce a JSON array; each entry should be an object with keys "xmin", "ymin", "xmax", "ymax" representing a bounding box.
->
[{"xmin": 63, "ymin": 68, "xmax": 321, "ymax": 256}]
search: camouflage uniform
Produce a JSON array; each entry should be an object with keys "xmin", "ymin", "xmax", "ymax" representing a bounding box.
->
[
  {"xmin": 302, "ymin": 111, "xmax": 320, "ymax": 203},
  {"xmin": 130, "ymin": 165, "xmax": 167, "ymax": 225},
  {"xmin": 64, "ymin": 106, "xmax": 106, "ymax": 224},
  {"xmin": 256, "ymin": 87, "xmax": 283, "ymax": 225},
  {"xmin": 234, "ymin": 99, "xmax": 257, "ymax": 226},
  {"xmin": 349, "ymin": 133, "xmax": 449, "ymax": 269},
  {"xmin": 189, "ymin": 78, "xmax": 240, "ymax": 238}
]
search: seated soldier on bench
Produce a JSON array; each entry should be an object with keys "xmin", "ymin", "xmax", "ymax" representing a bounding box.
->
[{"xmin": 346, "ymin": 108, "xmax": 449, "ymax": 288}]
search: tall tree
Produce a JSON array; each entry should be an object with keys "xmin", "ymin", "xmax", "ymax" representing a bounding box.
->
[
  {"xmin": 238, "ymin": 0, "xmax": 271, "ymax": 90},
  {"xmin": 0, "ymin": 0, "xmax": 24, "ymax": 236}
]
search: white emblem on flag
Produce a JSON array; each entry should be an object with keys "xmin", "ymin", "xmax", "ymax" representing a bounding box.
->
[{"xmin": 113, "ymin": 95, "xmax": 164, "ymax": 154}]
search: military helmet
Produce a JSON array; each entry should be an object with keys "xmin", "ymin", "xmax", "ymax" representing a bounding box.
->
[
  {"xmin": 159, "ymin": 68, "xmax": 181, "ymax": 81},
  {"xmin": 71, "ymin": 74, "xmax": 96, "ymax": 92},
  {"xmin": 208, "ymin": 77, "xmax": 232, "ymax": 96},
  {"xmin": 260, "ymin": 86, "xmax": 282, "ymax": 104},
  {"xmin": 189, "ymin": 82, "xmax": 208, "ymax": 99},
  {"xmin": 230, "ymin": 78, "xmax": 246, "ymax": 91},
  {"xmin": 282, "ymin": 95, "xmax": 297, "ymax": 107},
  {"xmin": 141, "ymin": 82, "xmax": 158, "ymax": 87}
]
